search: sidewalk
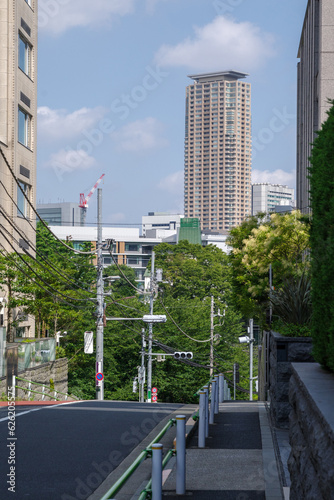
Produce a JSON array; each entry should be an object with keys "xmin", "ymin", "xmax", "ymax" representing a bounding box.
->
[{"xmin": 162, "ymin": 401, "xmax": 288, "ymax": 500}]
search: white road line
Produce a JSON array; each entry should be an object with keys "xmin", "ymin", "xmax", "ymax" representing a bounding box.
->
[{"xmin": 0, "ymin": 401, "xmax": 81, "ymax": 422}]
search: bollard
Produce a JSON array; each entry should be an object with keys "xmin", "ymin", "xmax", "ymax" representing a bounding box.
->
[
  {"xmin": 228, "ymin": 388, "xmax": 231, "ymax": 400},
  {"xmin": 203, "ymin": 385, "xmax": 209, "ymax": 438},
  {"xmin": 224, "ymin": 380, "xmax": 228, "ymax": 401},
  {"xmin": 209, "ymin": 380, "xmax": 216, "ymax": 424},
  {"xmin": 176, "ymin": 415, "xmax": 186, "ymax": 495},
  {"xmin": 214, "ymin": 375, "xmax": 219, "ymax": 414},
  {"xmin": 219, "ymin": 374, "xmax": 224, "ymax": 403},
  {"xmin": 152, "ymin": 443, "xmax": 163, "ymax": 500},
  {"xmin": 198, "ymin": 392, "xmax": 206, "ymax": 448}
]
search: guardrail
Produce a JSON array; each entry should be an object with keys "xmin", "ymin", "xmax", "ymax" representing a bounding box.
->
[
  {"xmin": 100, "ymin": 374, "xmax": 231, "ymax": 500},
  {"xmin": 13, "ymin": 375, "xmax": 80, "ymax": 402},
  {"xmin": 99, "ymin": 417, "xmax": 180, "ymax": 500}
]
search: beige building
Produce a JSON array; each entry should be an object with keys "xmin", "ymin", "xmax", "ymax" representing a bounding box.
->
[
  {"xmin": 297, "ymin": 0, "xmax": 334, "ymax": 213},
  {"xmin": 184, "ymin": 71, "xmax": 252, "ymax": 232},
  {"xmin": 0, "ymin": 0, "xmax": 38, "ymax": 338}
]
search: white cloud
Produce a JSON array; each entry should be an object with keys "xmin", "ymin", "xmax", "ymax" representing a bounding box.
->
[
  {"xmin": 158, "ymin": 170, "xmax": 183, "ymax": 195},
  {"xmin": 154, "ymin": 16, "xmax": 275, "ymax": 71},
  {"xmin": 38, "ymin": 106, "xmax": 106, "ymax": 142},
  {"xmin": 111, "ymin": 117, "xmax": 168, "ymax": 152},
  {"xmin": 38, "ymin": 0, "xmax": 136, "ymax": 35},
  {"xmin": 252, "ymin": 169, "xmax": 296, "ymax": 189},
  {"xmin": 44, "ymin": 148, "xmax": 97, "ymax": 174}
]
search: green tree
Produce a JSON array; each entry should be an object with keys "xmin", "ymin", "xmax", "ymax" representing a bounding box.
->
[
  {"xmin": 309, "ymin": 100, "xmax": 334, "ymax": 371},
  {"xmin": 228, "ymin": 211, "xmax": 310, "ymax": 326}
]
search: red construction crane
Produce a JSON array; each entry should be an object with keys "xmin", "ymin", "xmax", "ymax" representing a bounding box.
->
[{"xmin": 79, "ymin": 173, "xmax": 105, "ymax": 226}]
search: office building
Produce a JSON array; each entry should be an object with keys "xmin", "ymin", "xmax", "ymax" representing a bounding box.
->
[
  {"xmin": 252, "ymin": 183, "xmax": 295, "ymax": 215},
  {"xmin": 297, "ymin": 0, "xmax": 334, "ymax": 213},
  {"xmin": 0, "ymin": 0, "xmax": 38, "ymax": 339},
  {"xmin": 184, "ymin": 71, "xmax": 252, "ymax": 232},
  {"xmin": 37, "ymin": 202, "xmax": 81, "ymax": 226},
  {"xmin": 142, "ymin": 212, "xmax": 183, "ymax": 238}
]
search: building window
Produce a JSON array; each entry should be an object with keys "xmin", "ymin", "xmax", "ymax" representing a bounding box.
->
[
  {"xmin": 19, "ymin": 34, "xmax": 30, "ymax": 76},
  {"xmin": 17, "ymin": 181, "xmax": 28, "ymax": 218},
  {"xmin": 18, "ymin": 108, "xmax": 30, "ymax": 147}
]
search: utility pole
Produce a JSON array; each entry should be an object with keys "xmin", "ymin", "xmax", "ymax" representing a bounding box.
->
[
  {"xmin": 96, "ymin": 188, "xmax": 104, "ymax": 400},
  {"xmin": 147, "ymin": 251, "xmax": 155, "ymax": 403},
  {"xmin": 249, "ymin": 318, "xmax": 254, "ymax": 401},
  {"xmin": 140, "ymin": 328, "xmax": 146, "ymax": 403},
  {"xmin": 210, "ymin": 296, "xmax": 214, "ymax": 377}
]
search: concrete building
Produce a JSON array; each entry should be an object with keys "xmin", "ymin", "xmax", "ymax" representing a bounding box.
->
[
  {"xmin": 252, "ymin": 183, "xmax": 295, "ymax": 215},
  {"xmin": 297, "ymin": 0, "xmax": 334, "ymax": 213},
  {"xmin": 0, "ymin": 0, "xmax": 38, "ymax": 338},
  {"xmin": 142, "ymin": 212, "xmax": 183, "ymax": 238},
  {"xmin": 50, "ymin": 223, "xmax": 232, "ymax": 284},
  {"xmin": 37, "ymin": 202, "xmax": 81, "ymax": 226},
  {"xmin": 184, "ymin": 71, "xmax": 252, "ymax": 232}
]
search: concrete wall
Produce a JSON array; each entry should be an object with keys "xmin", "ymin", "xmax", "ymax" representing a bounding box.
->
[
  {"xmin": 288, "ymin": 363, "xmax": 334, "ymax": 499},
  {"xmin": 269, "ymin": 331, "xmax": 314, "ymax": 428},
  {"xmin": 0, "ymin": 358, "xmax": 71, "ymax": 400}
]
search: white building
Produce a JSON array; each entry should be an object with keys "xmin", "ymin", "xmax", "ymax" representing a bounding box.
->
[
  {"xmin": 37, "ymin": 202, "xmax": 81, "ymax": 226},
  {"xmin": 142, "ymin": 212, "xmax": 183, "ymax": 237},
  {"xmin": 252, "ymin": 184, "xmax": 295, "ymax": 215}
]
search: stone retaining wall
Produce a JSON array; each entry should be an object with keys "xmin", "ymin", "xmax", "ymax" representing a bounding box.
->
[
  {"xmin": 269, "ymin": 331, "xmax": 314, "ymax": 428},
  {"xmin": 0, "ymin": 358, "xmax": 70, "ymax": 400},
  {"xmin": 288, "ymin": 363, "xmax": 334, "ymax": 499}
]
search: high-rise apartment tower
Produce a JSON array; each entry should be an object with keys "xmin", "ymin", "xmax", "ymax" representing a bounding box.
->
[{"xmin": 184, "ymin": 71, "xmax": 252, "ymax": 232}]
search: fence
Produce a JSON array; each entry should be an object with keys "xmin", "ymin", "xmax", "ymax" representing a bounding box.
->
[
  {"xmin": 99, "ymin": 372, "xmax": 230, "ymax": 500},
  {"xmin": 13, "ymin": 375, "xmax": 80, "ymax": 402}
]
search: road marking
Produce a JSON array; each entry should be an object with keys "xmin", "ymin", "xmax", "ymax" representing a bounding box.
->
[
  {"xmin": 0, "ymin": 401, "xmax": 81, "ymax": 422},
  {"xmin": 51, "ymin": 406, "xmax": 174, "ymax": 413}
]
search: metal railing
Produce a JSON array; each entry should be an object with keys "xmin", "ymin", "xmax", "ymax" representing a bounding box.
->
[
  {"xmin": 99, "ymin": 418, "xmax": 177, "ymax": 500},
  {"xmin": 13, "ymin": 375, "xmax": 80, "ymax": 402}
]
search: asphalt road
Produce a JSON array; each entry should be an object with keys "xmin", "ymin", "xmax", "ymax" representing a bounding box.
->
[{"xmin": 0, "ymin": 400, "xmax": 182, "ymax": 500}]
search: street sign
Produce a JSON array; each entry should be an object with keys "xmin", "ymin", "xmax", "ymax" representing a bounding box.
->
[
  {"xmin": 152, "ymin": 395, "xmax": 158, "ymax": 402},
  {"xmin": 96, "ymin": 373, "xmax": 104, "ymax": 381},
  {"xmin": 152, "ymin": 387, "xmax": 158, "ymax": 394},
  {"xmin": 142, "ymin": 315, "xmax": 167, "ymax": 323},
  {"xmin": 84, "ymin": 331, "xmax": 94, "ymax": 354}
]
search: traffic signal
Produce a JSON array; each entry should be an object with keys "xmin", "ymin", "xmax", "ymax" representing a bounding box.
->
[
  {"xmin": 234, "ymin": 363, "xmax": 240, "ymax": 384},
  {"xmin": 174, "ymin": 352, "xmax": 193, "ymax": 360}
]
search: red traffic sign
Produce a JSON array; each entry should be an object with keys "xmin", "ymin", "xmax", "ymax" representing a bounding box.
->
[
  {"xmin": 152, "ymin": 395, "xmax": 158, "ymax": 402},
  {"xmin": 152, "ymin": 387, "xmax": 158, "ymax": 394},
  {"xmin": 96, "ymin": 372, "xmax": 104, "ymax": 381}
]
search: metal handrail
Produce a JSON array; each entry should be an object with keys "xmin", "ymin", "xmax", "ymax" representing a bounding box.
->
[
  {"xmin": 99, "ymin": 418, "xmax": 176, "ymax": 500},
  {"xmin": 14, "ymin": 376, "xmax": 80, "ymax": 401},
  {"xmin": 194, "ymin": 377, "xmax": 214, "ymax": 396}
]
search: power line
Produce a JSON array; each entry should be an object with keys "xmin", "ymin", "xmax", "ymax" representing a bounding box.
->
[
  {"xmin": 0, "ymin": 146, "xmax": 96, "ymax": 256},
  {"xmin": 0, "ymin": 205, "xmax": 96, "ymax": 294},
  {"xmin": 0, "ymin": 225, "xmax": 95, "ymax": 305}
]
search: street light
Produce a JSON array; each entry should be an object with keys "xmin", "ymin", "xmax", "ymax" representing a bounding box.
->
[{"xmin": 238, "ymin": 319, "xmax": 255, "ymax": 400}]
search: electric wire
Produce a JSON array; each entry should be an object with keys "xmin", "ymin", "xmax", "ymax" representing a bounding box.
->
[
  {"xmin": 0, "ymin": 225, "xmax": 95, "ymax": 306},
  {"xmin": 0, "ymin": 244, "xmax": 90, "ymax": 311},
  {"xmin": 0, "ymin": 205, "xmax": 96, "ymax": 295},
  {"xmin": 108, "ymin": 249, "xmax": 150, "ymax": 295},
  {"xmin": 0, "ymin": 167, "xmax": 97, "ymax": 289},
  {"xmin": 159, "ymin": 298, "xmax": 211, "ymax": 343},
  {"xmin": 0, "ymin": 146, "xmax": 96, "ymax": 255}
]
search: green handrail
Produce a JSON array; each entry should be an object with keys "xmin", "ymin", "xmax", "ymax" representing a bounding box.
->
[
  {"xmin": 99, "ymin": 418, "xmax": 176, "ymax": 500},
  {"xmin": 194, "ymin": 377, "xmax": 214, "ymax": 396}
]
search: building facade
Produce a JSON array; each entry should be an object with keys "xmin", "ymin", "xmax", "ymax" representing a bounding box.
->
[
  {"xmin": 37, "ymin": 202, "xmax": 82, "ymax": 226},
  {"xmin": 0, "ymin": 0, "xmax": 38, "ymax": 338},
  {"xmin": 252, "ymin": 183, "xmax": 295, "ymax": 215},
  {"xmin": 297, "ymin": 0, "xmax": 334, "ymax": 213},
  {"xmin": 184, "ymin": 71, "xmax": 252, "ymax": 232}
]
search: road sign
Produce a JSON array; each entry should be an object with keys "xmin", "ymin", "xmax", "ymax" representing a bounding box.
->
[
  {"xmin": 96, "ymin": 373, "xmax": 104, "ymax": 381},
  {"xmin": 84, "ymin": 331, "xmax": 94, "ymax": 354},
  {"xmin": 152, "ymin": 387, "xmax": 158, "ymax": 394},
  {"xmin": 152, "ymin": 395, "xmax": 158, "ymax": 402}
]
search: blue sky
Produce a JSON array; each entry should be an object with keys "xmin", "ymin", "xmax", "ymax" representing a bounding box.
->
[{"xmin": 37, "ymin": 0, "xmax": 307, "ymax": 226}]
